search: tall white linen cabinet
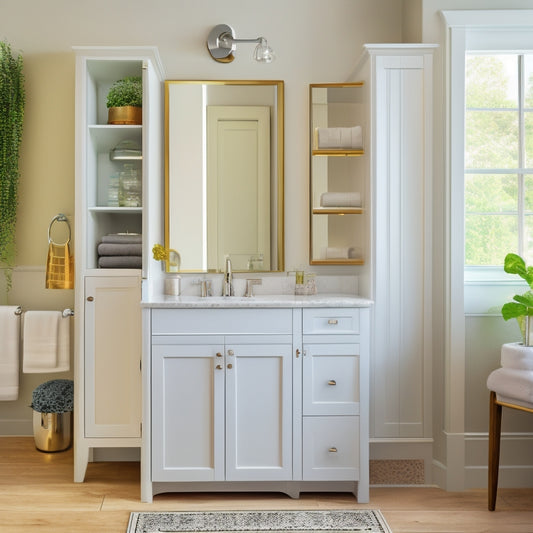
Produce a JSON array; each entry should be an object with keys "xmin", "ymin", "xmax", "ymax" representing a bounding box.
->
[
  {"xmin": 73, "ymin": 47, "xmax": 164, "ymax": 482},
  {"xmin": 354, "ymin": 45, "xmax": 436, "ymax": 461}
]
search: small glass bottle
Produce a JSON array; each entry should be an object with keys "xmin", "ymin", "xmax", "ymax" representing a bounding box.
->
[
  {"xmin": 107, "ymin": 173, "xmax": 119, "ymax": 206},
  {"xmin": 118, "ymin": 164, "xmax": 141, "ymax": 207}
]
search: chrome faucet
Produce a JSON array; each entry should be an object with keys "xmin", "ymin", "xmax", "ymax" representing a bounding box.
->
[{"xmin": 223, "ymin": 256, "xmax": 234, "ymax": 296}]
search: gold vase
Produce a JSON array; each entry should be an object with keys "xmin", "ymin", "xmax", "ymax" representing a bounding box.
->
[{"xmin": 107, "ymin": 106, "xmax": 142, "ymax": 125}]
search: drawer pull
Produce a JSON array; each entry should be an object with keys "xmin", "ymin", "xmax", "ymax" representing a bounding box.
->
[
  {"xmin": 216, "ymin": 364, "xmax": 223, "ymax": 370},
  {"xmin": 328, "ymin": 319, "xmax": 338, "ymax": 325},
  {"xmin": 216, "ymin": 352, "xmax": 223, "ymax": 358},
  {"xmin": 328, "ymin": 447, "xmax": 338, "ymax": 453},
  {"xmin": 328, "ymin": 380, "xmax": 337, "ymax": 386}
]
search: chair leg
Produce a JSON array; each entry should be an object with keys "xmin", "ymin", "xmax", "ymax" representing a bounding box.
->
[{"xmin": 488, "ymin": 390, "xmax": 502, "ymax": 511}]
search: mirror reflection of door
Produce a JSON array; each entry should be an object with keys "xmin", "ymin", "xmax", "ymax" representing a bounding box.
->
[{"xmin": 207, "ymin": 106, "xmax": 271, "ymax": 272}]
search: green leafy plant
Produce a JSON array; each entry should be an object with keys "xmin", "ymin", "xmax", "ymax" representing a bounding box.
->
[
  {"xmin": 501, "ymin": 253, "xmax": 533, "ymax": 346},
  {"xmin": 106, "ymin": 76, "xmax": 142, "ymax": 108},
  {"xmin": 0, "ymin": 41, "xmax": 24, "ymax": 291}
]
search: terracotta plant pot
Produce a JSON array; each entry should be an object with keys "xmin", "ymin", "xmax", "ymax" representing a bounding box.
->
[{"xmin": 107, "ymin": 106, "xmax": 142, "ymax": 125}]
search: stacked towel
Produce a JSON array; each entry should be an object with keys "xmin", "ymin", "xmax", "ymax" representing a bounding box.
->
[
  {"xmin": 487, "ymin": 367, "xmax": 533, "ymax": 408},
  {"xmin": 326, "ymin": 247, "xmax": 360, "ymax": 259},
  {"xmin": 316, "ymin": 126, "xmax": 363, "ymax": 150},
  {"xmin": 320, "ymin": 192, "xmax": 361, "ymax": 208},
  {"xmin": 22, "ymin": 311, "xmax": 70, "ymax": 373},
  {"xmin": 0, "ymin": 306, "xmax": 21, "ymax": 400},
  {"xmin": 97, "ymin": 233, "xmax": 142, "ymax": 269}
]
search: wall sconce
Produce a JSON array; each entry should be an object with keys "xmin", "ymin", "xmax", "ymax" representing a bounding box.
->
[{"xmin": 207, "ymin": 23, "xmax": 275, "ymax": 64}]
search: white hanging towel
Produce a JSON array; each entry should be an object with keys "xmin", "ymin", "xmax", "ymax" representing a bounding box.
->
[
  {"xmin": 23, "ymin": 311, "xmax": 70, "ymax": 373},
  {"xmin": 0, "ymin": 306, "xmax": 21, "ymax": 400}
]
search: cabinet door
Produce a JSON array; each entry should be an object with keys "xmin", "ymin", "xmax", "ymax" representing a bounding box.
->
[
  {"xmin": 303, "ymin": 416, "xmax": 359, "ymax": 481},
  {"xmin": 151, "ymin": 344, "xmax": 225, "ymax": 482},
  {"xmin": 303, "ymin": 343, "xmax": 360, "ymax": 416},
  {"xmin": 225, "ymin": 344, "xmax": 293, "ymax": 481},
  {"xmin": 84, "ymin": 275, "xmax": 141, "ymax": 438}
]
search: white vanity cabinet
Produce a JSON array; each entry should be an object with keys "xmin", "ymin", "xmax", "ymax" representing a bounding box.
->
[
  {"xmin": 150, "ymin": 308, "xmax": 293, "ymax": 484},
  {"xmin": 143, "ymin": 300, "xmax": 370, "ymax": 504},
  {"xmin": 302, "ymin": 308, "xmax": 368, "ymax": 502}
]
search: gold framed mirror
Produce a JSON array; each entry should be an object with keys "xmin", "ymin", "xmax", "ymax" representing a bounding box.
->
[{"xmin": 165, "ymin": 80, "xmax": 284, "ymax": 273}]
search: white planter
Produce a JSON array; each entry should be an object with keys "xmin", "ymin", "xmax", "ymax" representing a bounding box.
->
[{"xmin": 501, "ymin": 342, "xmax": 533, "ymax": 371}]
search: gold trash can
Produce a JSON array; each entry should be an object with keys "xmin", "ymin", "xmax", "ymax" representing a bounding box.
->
[
  {"xmin": 31, "ymin": 379, "xmax": 74, "ymax": 453},
  {"xmin": 32, "ymin": 410, "xmax": 72, "ymax": 452}
]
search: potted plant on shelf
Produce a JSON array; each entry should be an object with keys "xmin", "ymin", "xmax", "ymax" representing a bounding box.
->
[
  {"xmin": 106, "ymin": 76, "xmax": 142, "ymax": 125},
  {"xmin": 500, "ymin": 253, "xmax": 533, "ymax": 367}
]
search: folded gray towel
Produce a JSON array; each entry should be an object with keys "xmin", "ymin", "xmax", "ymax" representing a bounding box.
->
[
  {"xmin": 97, "ymin": 243, "xmax": 142, "ymax": 256},
  {"xmin": 98, "ymin": 256, "xmax": 142, "ymax": 269},
  {"xmin": 101, "ymin": 233, "xmax": 142, "ymax": 244}
]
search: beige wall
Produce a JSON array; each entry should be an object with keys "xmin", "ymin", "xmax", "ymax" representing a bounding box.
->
[{"xmin": 0, "ymin": 0, "xmax": 402, "ymax": 433}]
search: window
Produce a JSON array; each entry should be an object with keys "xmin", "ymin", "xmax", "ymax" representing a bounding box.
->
[{"xmin": 465, "ymin": 54, "xmax": 533, "ymax": 266}]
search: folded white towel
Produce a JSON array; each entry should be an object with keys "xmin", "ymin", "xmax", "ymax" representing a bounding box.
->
[
  {"xmin": 316, "ymin": 126, "xmax": 363, "ymax": 150},
  {"xmin": 325, "ymin": 247, "xmax": 359, "ymax": 259},
  {"xmin": 320, "ymin": 192, "xmax": 361, "ymax": 208},
  {"xmin": 23, "ymin": 311, "xmax": 70, "ymax": 373},
  {"xmin": 0, "ymin": 306, "xmax": 21, "ymax": 401},
  {"xmin": 501, "ymin": 342, "xmax": 533, "ymax": 370},
  {"xmin": 487, "ymin": 367, "xmax": 533, "ymax": 408}
]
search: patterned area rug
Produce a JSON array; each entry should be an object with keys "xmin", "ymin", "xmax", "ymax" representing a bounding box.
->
[{"xmin": 127, "ymin": 510, "xmax": 392, "ymax": 533}]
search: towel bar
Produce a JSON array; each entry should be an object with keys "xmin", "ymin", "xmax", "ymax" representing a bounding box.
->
[{"xmin": 13, "ymin": 307, "xmax": 74, "ymax": 317}]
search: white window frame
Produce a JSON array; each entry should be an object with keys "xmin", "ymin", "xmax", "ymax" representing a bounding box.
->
[{"xmin": 442, "ymin": 9, "xmax": 533, "ymax": 491}]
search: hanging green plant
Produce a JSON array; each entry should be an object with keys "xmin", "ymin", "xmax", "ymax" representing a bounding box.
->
[{"xmin": 0, "ymin": 41, "xmax": 24, "ymax": 290}]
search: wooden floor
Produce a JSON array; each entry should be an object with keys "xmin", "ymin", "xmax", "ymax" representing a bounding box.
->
[{"xmin": 1, "ymin": 438, "xmax": 532, "ymax": 533}]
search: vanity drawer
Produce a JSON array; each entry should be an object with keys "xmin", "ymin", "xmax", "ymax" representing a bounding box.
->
[
  {"xmin": 303, "ymin": 344, "xmax": 359, "ymax": 415},
  {"xmin": 152, "ymin": 308, "xmax": 292, "ymax": 336},
  {"xmin": 302, "ymin": 416, "xmax": 359, "ymax": 481},
  {"xmin": 303, "ymin": 308, "xmax": 359, "ymax": 335}
]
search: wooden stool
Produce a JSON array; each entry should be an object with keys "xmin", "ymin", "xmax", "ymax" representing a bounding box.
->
[{"xmin": 487, "ymin": 365, "xmax": 533, "ymax": 511}]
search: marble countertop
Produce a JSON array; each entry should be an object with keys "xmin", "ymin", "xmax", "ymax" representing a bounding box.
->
[{"xmin": 142, "ymin": 293, "xmax": 373, "ymax": 309}]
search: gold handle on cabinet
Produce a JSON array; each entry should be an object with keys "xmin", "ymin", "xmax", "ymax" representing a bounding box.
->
[
  {"xmin": 328, "ymin": 380, "xmax": 337, "ymax": 386},
  {"xmin": 216, "ymin": 364, "xmax": 223, "ymax": 370},
  {"xmin": 227, "ymin": 350, "xmax": 234, "ymax": 356},
  {"xmin": 87, "ymin": 296, "xmax": 94, "ymax": 302},
  {"xmin": 296, "ymin": 349, "xmax": 300, "ymax": 358},
  {"xmin": 328, "ymin": 447, "xmax": 338, "ymax": 453},
  {"xmin": 227, "ymin": 363, "xmax": 233, "ymax": 369},
  {"xmin": 328, "ymin": 319, "xmax": 338, "ymax": 325},
  {"xmin": 216, "ymin": 352, "xmax": 223, "ymax": 357}
]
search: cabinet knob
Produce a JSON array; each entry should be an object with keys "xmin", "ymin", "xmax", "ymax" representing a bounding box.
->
[
  {"xmin": 227, "ymin": 350, "xmax": 234, "ymax": 356},
  {"xmin": 328, "ymin": 319, "xmax": 338, "ymax": 325},
  {"xmin": 216, "ymin": 364, "xmax": 223, "ymax": 370},
  {"xmin": 295, "ymin": 349, "xmax": 301, "ymax": 358},
  {"xmin": 328, "ymin": 380, "xmax": 337, "ymax": 386},
  {"xmin": 227, "ymin": 363, "xmax": 233, "ymax": 369},
  {"xmin": 328, "ymin": 447, "xmax": 338, "ymax": 453},
  {"xmin": 216, "ymin": 352, "xmax": 223, "ymax": 358},
  {"xmin": 87, "ymin": 296, "xmax": 94, "ymax": 302}
]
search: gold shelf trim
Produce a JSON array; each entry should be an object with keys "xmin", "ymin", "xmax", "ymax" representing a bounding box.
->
[
  {"xmin": 312, "ymin": 149, "xmax": 364, "ymax": 157},
  {"xmin": 312, "ymin": 207, "xmax": 363, "ymax": 215},
  {"xmin": 311, "ymin": 259, "xmax": 365, "ymax": 266}
]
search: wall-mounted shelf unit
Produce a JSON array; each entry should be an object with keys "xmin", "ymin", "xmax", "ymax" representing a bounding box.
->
[{"xmin": 309, "ymin": 83, "xmax": 366, "ymax": 266}]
